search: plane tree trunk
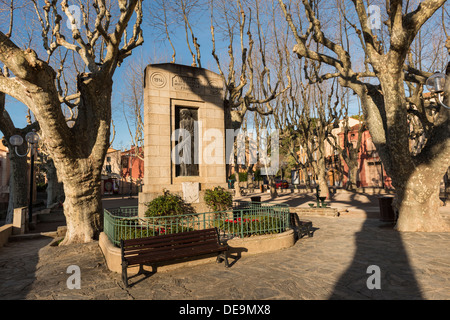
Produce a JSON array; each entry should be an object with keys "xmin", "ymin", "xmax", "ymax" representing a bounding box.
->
[
  {"xmin": 368, "ymin": 70, "xmax": 450, "ymax": 232},
  {"xmin": 0, "ymin": 1, "xmax": 144, "ymax": 244},
  {"xmin": 278, "ymin": 0, "xmax": 450, "ymax": 232}
]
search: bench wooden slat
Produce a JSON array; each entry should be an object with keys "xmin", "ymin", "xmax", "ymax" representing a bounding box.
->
[
  {"xmin": 122, "ymin": 232, "xmax": 218, "ymax": 253},
  {"xmin": 123, "ymin": 230, "xmax": 222, "ymax": 260},
  {"xmin": 120, "ymin": 227, "xmax": 229, "ymax": 287},
  {"xmin": 122, "ymin": 228, "xmax": 218, "ymax": 247},
  {"xmin": 123, "ymin": 233, "xmax": 217, "ymax": 251},
  {"xmin": 123, "ymin": 238, "xmax": 220, "ymax": 257},
  {"xmin": 126, "ymin": 243, "xmax": 228, "ymax": 266}
]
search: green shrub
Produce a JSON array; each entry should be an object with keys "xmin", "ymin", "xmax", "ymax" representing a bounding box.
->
[
  {"xmin": 145, "ymin": 189, "xmax": 195, "ymax": 217},
  {"xmin": 204, "ymin": 186, "xmax": 233, "ymax": 212},
  {"xmin": 228, "ymin": 172, "xmax": 248, "ymax": 182},
  {"xmin": 254, "ymin": 169, "xmax": 263, "ymax": 181}
]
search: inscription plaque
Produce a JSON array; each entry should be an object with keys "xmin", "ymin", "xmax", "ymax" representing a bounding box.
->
[
  {"xmin": 172, "ymin": 75, "xmax": 201, "ymax": 92},
  {"xmin": 182, "ymin": 182, "xmax": 200, "ymax": 203}
]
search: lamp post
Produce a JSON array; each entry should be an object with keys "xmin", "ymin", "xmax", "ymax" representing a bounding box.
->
[
  {"xmin": 9, "ymin": 130, "xmax": 40, "ymax": 229},
  {"xmin": 426, "ymin": 72, "xmax": 449, "ymax": 109}
]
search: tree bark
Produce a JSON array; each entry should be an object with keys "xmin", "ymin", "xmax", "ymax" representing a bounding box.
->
[
  {"xmin": 268, "ymin": 175, "xmax": 278, "ymax": 199},
  {"xmin": 53, "ymin": 75, "xmax": 112, "ymax": 244},
  {"xmin": 346, "ymin": 163, "xmax": 359, "ymax": 190},
  {"xmin": 59, "ymin": 163, "xmax": 103, "ymax": 244},
  {"xmin": 0, "ymin": 91, "xmax": 35, "ymax": 225},
  {"xmin": 315, "ymin": 153, "xmax": 330, "ymax": 199},
  {"xmin": 10, "ymin": 70, "xmax": 113, "ymax": 245},
  {"xmin": 376, "ymin": 71, "xmax": 450, "ymax": 232},
  {"xmin": 234, "ymin": 165, "xmax": 242, "ymax": 197},
  {"xmin": 45, "ymin": 159, "xmax": 64, "ymax": 208},
  {"xmin": 395, "ymin": 166, "xmax": 450, "ymax": 232},
  {"xmin": 5, "ymin": 151, "xmax": 28, "ymax": 224}
]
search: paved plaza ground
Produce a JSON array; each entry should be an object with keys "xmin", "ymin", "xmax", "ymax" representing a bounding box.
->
[{"xmin": 0, "ymin": 190, "xmax": 449, "ymax": 302}]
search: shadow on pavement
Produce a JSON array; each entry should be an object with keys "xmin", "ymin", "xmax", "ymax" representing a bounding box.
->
[
  {"xmin": 239, "ymin": 190, "xmax": 425, "ymax": 299},
  {"xmin": 328, "ymin": 217, "xmax": 424, "ymax": 299},
  {"xmin": 102, "ymin": 195, "xmax": 138, "ymax": 210},
  {"xmin": 0, "ymin": 237, "xmax": 53, "ymax": 300}
]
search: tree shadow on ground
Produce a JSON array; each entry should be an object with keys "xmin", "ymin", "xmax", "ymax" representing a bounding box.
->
[
  {"xmin": 328, "ymin": 218, "xmax": 424, "ymax": 299},
  {"xmin": 0, "ymin": 237, "xmax": 53, "ymax": 300},
  {"xmin": 255, "ymin": 188, "xmax": 381, "ymax": 212},
  {"xmin": 246, "ymin": 190, "xmax": 425, "ymax": 299}
]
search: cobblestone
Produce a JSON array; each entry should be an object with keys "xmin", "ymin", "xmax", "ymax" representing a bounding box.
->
[{"xmin": 0, "ymin": 193, "xmax": 449, "ymax": 301}]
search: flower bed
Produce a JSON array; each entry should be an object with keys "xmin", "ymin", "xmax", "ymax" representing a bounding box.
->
[
  {"xmin": 215, "ymin": 215, "xmax": 285, "ymax": 237},
  {"xmin": 103, "ymin": 201, "xmax": 290, "ymax": 247},
  {"xmin": 114, "ymin": 219, "xmax": 196, "ymax": 241}
]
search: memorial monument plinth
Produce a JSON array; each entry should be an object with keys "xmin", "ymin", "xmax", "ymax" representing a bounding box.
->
[{"xmin": 138, "ymin": 63, "xmax": 228, "ymax": 216}]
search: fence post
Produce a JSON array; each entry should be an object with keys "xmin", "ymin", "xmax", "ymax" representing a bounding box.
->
[
  {"xmin": 240, "ymin": 209, "xmax": 243, "ymax": 238},
  {"xmin": 203, "ymin": 212, "xmax": 205, "ymax": 230}
]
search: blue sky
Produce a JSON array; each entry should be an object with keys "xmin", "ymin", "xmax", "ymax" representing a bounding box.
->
[
  {"xmin": 110, "ymin": 14, "xmax": 220, "ymax": 150},
  {"xmin": 1, "ymin": 4, "xmax": 222, "ymax": 151},
  {"xmin": 0, "ymin": 1, "xmax": 381, "ymax": 151}
]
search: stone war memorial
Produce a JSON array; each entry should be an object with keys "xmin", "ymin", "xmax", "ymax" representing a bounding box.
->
[{"xmin": 138, "ymin": 63, "xmax": 228, "ymax": 216}]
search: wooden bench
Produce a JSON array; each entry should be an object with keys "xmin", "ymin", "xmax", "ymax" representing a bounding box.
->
[
  {"xmin": 120, "ymin": 228, "xmax": 230, "ymax": 287},
  {"xmin": 290, "ymin": 212, "xmax": 313, "ymax": 241}
]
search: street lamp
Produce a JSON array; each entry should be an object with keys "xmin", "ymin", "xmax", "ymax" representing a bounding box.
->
[
  {"xmin": 9, "ymin": 129, "xmax": 40, "ymax": 229},
  {"xmin": 426, "ymin": 72, "xmax": 449, "ymax": 109}
]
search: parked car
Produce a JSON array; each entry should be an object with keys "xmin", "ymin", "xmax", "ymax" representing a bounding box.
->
[{"xmin": 275, "ymin": 180, "xmax": 289, "ymax": 189}]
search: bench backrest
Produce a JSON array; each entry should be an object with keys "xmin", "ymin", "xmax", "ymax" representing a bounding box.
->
[
  {"xmin": 290, "ymin": 212, "xmax": 299, "ymax": 227},
  {"xmin": 121, "ymin": 228, "xmax": 221, "ymax": 257}
]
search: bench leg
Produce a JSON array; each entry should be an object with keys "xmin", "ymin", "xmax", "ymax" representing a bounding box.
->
[
  {"xmin": 223, "ymin": 251, "xmax": 229, "ymax": 268},
  {"xmin": 138, "ymin": 264, "xmax": 145, "ymax": 275},
  {"xmin": 217, "ymin": 251, "xmax": 230, "ymax": 268},
  {"xmin": 306, "ymin": 223, "xmax": 313, "ymax": 237},
  {"xmin": 122, "ymin": 261, "xmax": 129, "ymax": 288},
  {"xmin": 297, "ymin": 225, "xmax": 304, "ymax": 238},
  {"xmin": 293, "ymin": 227, "xmax": 300, "ymax": 241},
  {"xmin": 297, "ymin": 222, "xmax": 313, "ymax": 238}
]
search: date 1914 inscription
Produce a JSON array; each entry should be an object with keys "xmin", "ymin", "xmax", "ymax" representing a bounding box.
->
[{"xmin": 150, "ymin": 72, "xmax": 167, "ymax": 88}]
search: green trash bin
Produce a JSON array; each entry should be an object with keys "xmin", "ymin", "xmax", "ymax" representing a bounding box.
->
[
  {"xmin": 378, "ymin": 196, "xmax": 396, "ymax": 222},
  {"xmin": 251, "ymin": 196, "xmax": 261, "ymax": 203}
]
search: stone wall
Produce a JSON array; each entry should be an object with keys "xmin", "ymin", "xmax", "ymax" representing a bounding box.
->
[{"xmin": 293, "ymin": 207, "xmax": 340, "ymax": 217}]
